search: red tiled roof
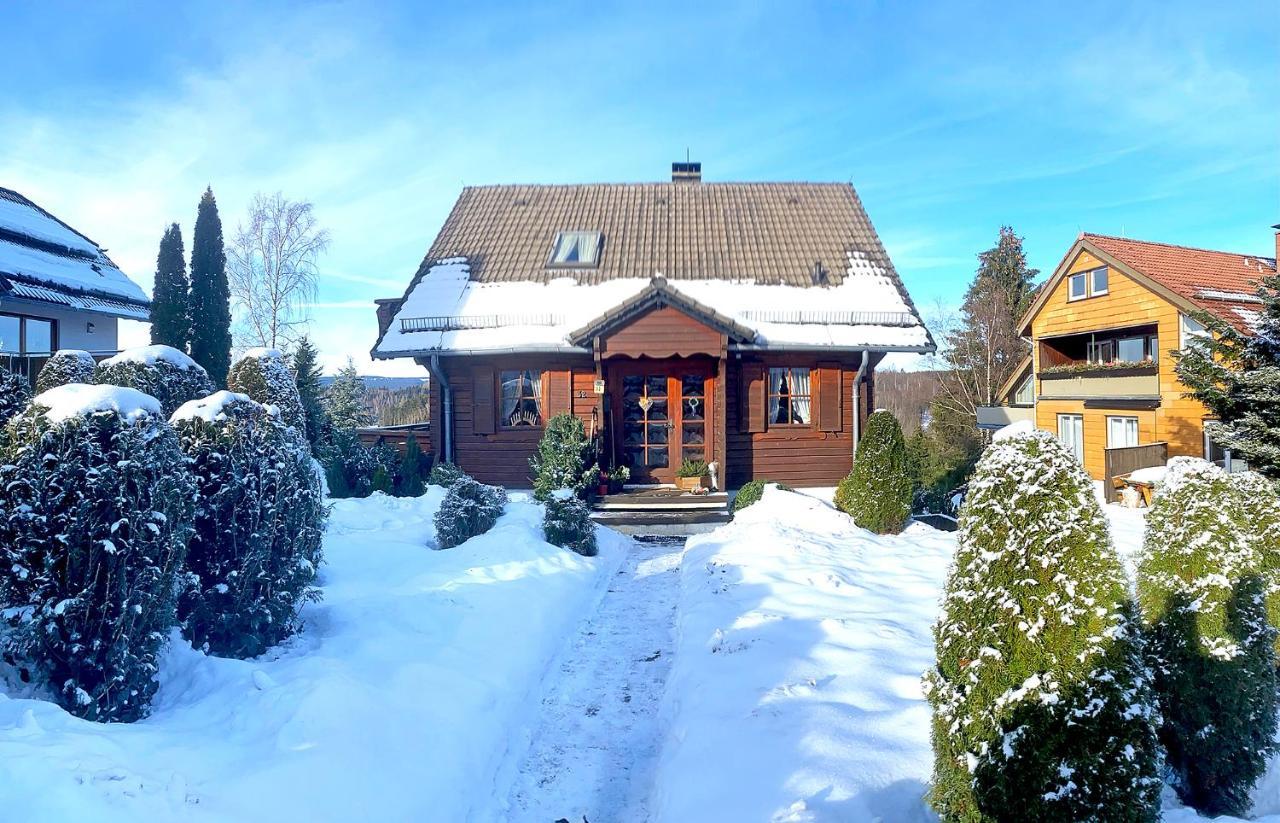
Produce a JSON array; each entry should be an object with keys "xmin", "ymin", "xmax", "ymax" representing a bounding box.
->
[{"xmin": 1085, "ymin": 233, "xmax": 1274, "ymax": 332}]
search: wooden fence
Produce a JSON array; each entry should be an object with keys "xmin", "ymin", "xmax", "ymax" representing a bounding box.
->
[
  {"xmin": 1103, "ymin": 442, "xmax": 1168, "ymax": 503},
  {"xmin": 356, "ymin": 423, "xmax": 433, "ymax": 462}
]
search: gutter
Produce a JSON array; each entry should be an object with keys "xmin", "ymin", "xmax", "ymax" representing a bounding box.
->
[
  {"xmin": 428, "ymin": 354, "xmax": 453, "ymax": 464},
  {"xmin": 851, "ymin": 350, "xmax": 869, "ymax": 460},
  {"xmin": 373, "ymin": 342, "xmax": 935, "ymax": 360}
]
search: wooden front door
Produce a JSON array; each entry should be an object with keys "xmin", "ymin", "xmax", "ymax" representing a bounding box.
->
[{"xmin": 613, "ymin": 363, "xmax": 713, "ymax": 484}]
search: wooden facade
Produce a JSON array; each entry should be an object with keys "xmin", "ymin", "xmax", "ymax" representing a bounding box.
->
[{"xmin": 420, "ymin": 303, "xmax": 878, "ymax": 489}]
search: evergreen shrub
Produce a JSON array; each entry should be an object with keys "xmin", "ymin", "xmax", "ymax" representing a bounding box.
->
[
  {"xmin": 429, "ymin": 460, "xmax": 465, "ymax": 488},
  {"xmin": 35, "ymin": 350, "xmax": 96, "ymax": 393},
  {"xmin": 924, "ymin": 428, "xmax": 1160, "ymax": 821},
  {"xmin": 434, "ymin": 476, "xmax": 507, "ymax": 549},
  {"xmin": 95, "ymin": 345, "xmax": 215, "ymax": 417},
  {"xmin": 1137, "ymin": 458, "xmax": 1278, "ymax": 817},
  {"xmin": 529, "ymin": 413, "xmax": 597, "ymax": 501},
  {"xmin": 732, "ymin": 479, "xmax": 793, "ymax": 513},
  {"xmin": 0, "ymin": 364, "xmax": 31, "ymax": 425},
  {"xmin": 227, "ymin": 348, "xmax": 307, "ymax": 437},
  {"xmin": 835, "ymin": 410, "xmax": 913, "ymax": 534},
  {"xmin": 171, "ymin": 391, "xmax": 327, "ymax": 659},
  {"xmin": 543, "ymin": 491, "xmax": 598, "ymax": 557},
  {"xmin": 397, "ymin": 434, "xmax": 428, "ymax": 497},
  {"xmin": 0, "ymin": 385, "xmax": 195, "ymax": 722}
]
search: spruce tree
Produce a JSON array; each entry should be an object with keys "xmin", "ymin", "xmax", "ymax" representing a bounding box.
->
[
  {"xmin": 149, "ymin": 223, "xmax": 190, "ymax": 349},
  {"xmin": 834, "ymin": 410, "xmax": 913, "ymax": 534},
  {"xmin": 398, "ymin": 434, "xmax": 427, "ymax": 497},
  {"xmin": 1175, "ymin": 265, "xmax": 1280, "ymax": 477},
  {"xmin": 924, "ymin": 428, "xmax": 1160, "ymax": 821},
  {"xmin": 324, "ymin": 359, "xmax": 373, "ymax": 431},
  {"xmin": 291, "ymin": 336, "xmax": 327, "ymax": 450},
  {"xmin": 529, "ymin": 413, "xmax": 597, "ymax": 501},
  {"xmin": 188, "ymin": 187, "xmax": 232, "ymax": 387},
  {"xmin": 1137, "ymin": 458, "xmax": 1278, "ymax": 816}
]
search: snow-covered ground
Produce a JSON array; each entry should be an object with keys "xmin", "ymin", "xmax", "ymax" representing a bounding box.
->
[
  {"xmin": 5, "ymin": 480, "xmax": 1280, "ymax": 821},
  {"xmin": 651, "ymin": 486, "xmax": 952, "ymax": 821},
  {"xmin": 0, "ymin": 490, "xmax": 627, "ymax": 821}
]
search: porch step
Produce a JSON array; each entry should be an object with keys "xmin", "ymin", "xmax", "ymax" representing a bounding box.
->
[
  {"xmin": 595, "ymin": 490, "xmax": 729, "ymax": 511},
  {"xmin": 590, "ymin": 508, "xmax": 731, "ymax": 537}
]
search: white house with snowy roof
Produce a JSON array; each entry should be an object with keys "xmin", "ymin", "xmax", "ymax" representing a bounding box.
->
[{"xmin": 0, "ymin": 187, "xmax": 149, "ymax": 382}]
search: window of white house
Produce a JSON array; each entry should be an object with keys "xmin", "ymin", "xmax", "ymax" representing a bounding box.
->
[
  {"xmin": 1014, "ymin": 375, "xmax": 1034, "ymax": 406},
  {"xmin": 1180, "ymin": 313, "xmax": 1209, "ymax": 349},
  {"xmin": 500, "ymin": 369, "xmax": 543, "ymax": 428},
  {"xmin": 0, "ymin": 313, "xmax": 56, "ymax": 356},
  {"xmin": 1107, "ymin": 416, "xmax": 1139, "ymax": 449},
  {"xmin": 0, "ymin": 315, "xmax": 19, "ymax": 354},
  {"xmin": 768, "ymin": 367, "xmax": 811, "ymax": 426},
  {"xmin": 548, "ymin": 231, "xmax": 603, "ymax": 267}
]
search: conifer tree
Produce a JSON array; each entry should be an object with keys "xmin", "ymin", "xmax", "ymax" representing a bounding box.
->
[
  {"xmin": 1137, "ymin": 458, "xmax": 1278, "ymax": 817},
  {"xmin": 1175, "ymin": 267, "xmax": 1280, "ymax": 477},
  {"xmin": 925, "ymin": 429, "xmax": 1160, "ymax": 821},
  {"xmin": 188, "ymin": 187, "xmax": 232, "ymax": 387},
  {"xmin": 149, "ymin": 223, "xmax": 190, "ymax": 349},
  {"xmin": 398, "ymin": 434, "xmax": 427, "ymax": 497},
  {"xmin": 227, "ymin": 348, "xmax": 307, "ymax": 438},
  {"xmin": 529, "ymin": 413, "xmax": 597, "ymax": 501},
  {"xmin": 95, "ymin": 345, "xmax": 215, "ymax": 417},
  {"xmin": 324, "ymin": 359, "xmax": 373, "ymax": 431},
  {"xmin": 834, "ymin": 409, "xmax": 913, "ymax": 533},
  {"xmin": 35, "ymin": 349, "xmax": 95, "ymax": 393},
  {"xmin": 0, "ymin": 364, "xmax": 31, "ymax": 425},
  {"xmin": 291, "ymin": 336, "xmax": 327, "ymax": 450}
]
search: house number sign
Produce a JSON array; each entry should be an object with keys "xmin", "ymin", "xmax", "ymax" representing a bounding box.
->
[{"xmin": 593, "ymin": 379, "xmax": 605, "ymax": 394}]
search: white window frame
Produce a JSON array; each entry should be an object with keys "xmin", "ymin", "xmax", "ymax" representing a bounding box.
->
[
  {"xmin": 1090, "ymin": 267, "xmax": 1109, "ymax": 296},
  {"xmin": 1013, "ymin": 375, "xmax": 1034, "ymax": 406},
  {"xmin": 1057, "ymin": 413, "xmax": 1084, "ymax": 463},
  {"xmin": 1068, "ymin": 272, "xmax": 1088, "ymax": 301},
  {"xmin": 1180, "ymin": 313, "xmax": 1209, "ymax": 350},
  {"xmin": 1106, "ymin": 415, "xmax": 1139, "ymax": 449},
  {"xmin": 548, "ymin": 231, "xmax": 603, "ymax": 268}
]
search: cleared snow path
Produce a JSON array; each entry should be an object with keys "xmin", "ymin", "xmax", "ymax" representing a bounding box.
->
[{"xmin": 487, "ymin": 535, "xmax": 683, "ymax": 823}]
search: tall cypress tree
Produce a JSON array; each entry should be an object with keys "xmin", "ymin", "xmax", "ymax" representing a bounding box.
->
[
  {"xmin": 291, "ymin": 335, "xmax": 327, "ymax": 451},
  {"xmin": 149, "ymin": 223, "xmax": 190, "ymax": 349},
  {"xmin": 188, "ymin": 187, "xmax": 232, "ymax": 387}
]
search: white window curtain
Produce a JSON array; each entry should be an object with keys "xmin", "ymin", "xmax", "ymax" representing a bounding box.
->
[
  {"xmin": 528, "ymin": 370, "xmax": 543, "ymax": 418},
  {"xmin": 768, "ymin": 368, "xmax": 784, "ymax": 423},
  {"xmin": 790, "ymin": 368, "xmax": 811, "ymax": 424},
  {"xmin": 1107, "ymin": 416, "xmax": 1138, "ymax": 449},
  {"xmin": 501, "ymin": 372, "xmax": 522, "ymax": 423}
]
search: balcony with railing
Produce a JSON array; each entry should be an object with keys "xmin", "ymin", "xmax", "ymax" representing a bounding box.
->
[
  {"xmin": 2, "ymin": 351, "xmax": 120, "ymax": 387},
  {"xmin": 1037, "ymin": 325, "xmax": 1161, "ymax": 401}
]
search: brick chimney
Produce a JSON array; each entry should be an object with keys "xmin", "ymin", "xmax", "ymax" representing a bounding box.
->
[
  {"xmin": 672, "ymin": 161, "xmax": 701, "ymax": 183},
  {"xmin": 375, "ymin": 298, "xmax": 403, "ymax": 337},
  {"xmin": 1273, "ymin": 223, "xmax": 1280, "ymax": 267}
]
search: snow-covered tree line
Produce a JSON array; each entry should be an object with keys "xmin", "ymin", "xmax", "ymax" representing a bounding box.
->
[
  {"xmin": 925, "ymin": 430, "xmax": 1280, "ymax": 821},
  {"xmin": 0, "ymin": 346, "xmax": 327, "ymax": 722}
]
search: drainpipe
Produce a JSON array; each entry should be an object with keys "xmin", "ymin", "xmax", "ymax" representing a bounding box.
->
[
  {"xmin": 429, "ymin": 354, "xmax": 453, "ymax": 464},
  {"xmin": 851, "ymin": 350, "xmax": 869, "ymax": 460}
]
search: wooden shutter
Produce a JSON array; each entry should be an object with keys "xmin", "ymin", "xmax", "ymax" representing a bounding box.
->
[
  {"xmin": 740, "ymin": 362, "xmax": 767, "ymax": 433},
  {"xmin": 544, "ymin": 369, "xmax": 571, "ymax": 418},
  {"xmin": 815, "ymin": 362, "xmax": 843, "ymax": 432},
  {"xmin": 472, "ymin": 366, "xmax": 495, "ymax": 435}
]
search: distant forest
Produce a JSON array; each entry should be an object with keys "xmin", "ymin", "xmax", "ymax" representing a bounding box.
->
[
  {"xmin": 876, "ymin": 370, "xmax": 944, "ymax": 434},
  {"xmin": 366, "ymin": 385, "xmax": 430, "ymax": 425}
]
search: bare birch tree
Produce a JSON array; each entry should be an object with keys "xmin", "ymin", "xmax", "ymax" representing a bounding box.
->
[{"xmin": 228, "ymin": 192, "xmax": 330, "ymax": 350}]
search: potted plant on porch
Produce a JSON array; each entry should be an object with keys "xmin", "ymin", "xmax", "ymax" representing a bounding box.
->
[{"xmin": 675, "ymin": 459, "xmax": 709, "ymax": 492}]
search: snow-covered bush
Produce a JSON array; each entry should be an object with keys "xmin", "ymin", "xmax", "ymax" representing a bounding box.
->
[
  {"xmin": 227, "ymin": 348, "xmax": 307, "ymax": 438},
  {"xmin": 35, "ymin": 349, "xmax": 95, "ymax": 393},
  {"xmin": 368, "ymin": 438, "xmax": 399, "ymax": 494},
  {"xmin": 429, "ymin": 460, "xmax": 465, "ymax": 488},
  {"xmin": 95, "ymin": 344, "xmax": 215, "ymax": 417},
  {"xmin": 434, "ymin": 475, "xmax": 507, "ymax": 550},
  {"xmin": 0, "ymin": 385, "xmax": 195, "ymax": 722},
  {"xmin": 529, "ymin": 413, "xmax": 597, "ymax": 501},
  {"xmin": 0, "ymin": 363, "xmax": 31, "ymax": 425},
  {"xmin": 397, "ymin": 434, "xmax": 427, "ymax": 497},
  {"xmin": 1137, "ymin": 457, "xmax": 1277, "ymax": 817},
  {"xmin": 321, "ymin": 428, "xmax": 375, "ymax": 499},
  {"xmin": 170, "ymin": 391, "xmax": 327, "ymax": 659},
  {"xmin": 732, "ymin": 479, "xmax": 792, "ymax": 513},
  {"xmin": 924, "ymin": 429, "xmax": 1160, "ymax": 821},
  {"xmin": 1231, "ymin": 470, "xmax": 1280, "ymax": 657},
  {"xmin": 835, "ymin": 410, "xmax": 913, "ymax": 534},
  {"xmin": 543, "ymin": 490, "xmax": 597, "ymax": 557}
]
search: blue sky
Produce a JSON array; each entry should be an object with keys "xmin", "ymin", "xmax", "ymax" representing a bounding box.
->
[{"xmin": 2, "ymin": 1, "xmax": 1275, "ymax": 373}]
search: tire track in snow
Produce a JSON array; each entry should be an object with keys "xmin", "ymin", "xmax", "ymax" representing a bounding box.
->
[{"xmin": 489, "ymin": 535, "xmax": 683, "ymax": 823}]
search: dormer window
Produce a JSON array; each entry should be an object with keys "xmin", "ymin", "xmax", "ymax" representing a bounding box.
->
[
  {"xmin": 1068, "ymin": 266, "xmax": 1108, "ymax": 301},
  {"xmin": 549, "ymin": 231, "xmax": 602, "ymax": 268}
]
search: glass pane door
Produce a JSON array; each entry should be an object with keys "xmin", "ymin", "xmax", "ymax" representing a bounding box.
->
[
  {"xmin": 680, "ymin": 374, "xmax": 707, "ymax": 464},
  {"xmin": 621, "ymin": 374, "xmax": 670, "ymax": 477}
]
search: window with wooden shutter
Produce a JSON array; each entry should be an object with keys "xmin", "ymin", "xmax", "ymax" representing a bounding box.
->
[
  {"xmin": 815, "ymin": 362, "xmax": 842, "ymax": 432},
  {"xmin": 740, "ymin": 362, "xmax": 767, "ymax": 433},
  {"xmin": 472, "ymin": 366, "xmax": 495, "ymax": 434}
]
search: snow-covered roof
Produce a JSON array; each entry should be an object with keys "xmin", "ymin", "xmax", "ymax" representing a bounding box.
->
[
  {"xmin": 373, "ymin": 253, "xmax": 933, "ymax": 358},
  {"xmin": 0, "ymin": 187, "xmax": 149, "ymax": 320},
  {"xmin": 32, "ymin": 383, "xmax": 161, "ymax": 425},
  {"xmin": 102, "ymin": 344, "xmax": 200, "ymax": 370}
]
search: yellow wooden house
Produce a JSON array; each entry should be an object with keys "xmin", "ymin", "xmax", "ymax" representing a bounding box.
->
[{"xmin": 993, "ymin": 231, "xmax": 1275, "ymax": 483}]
